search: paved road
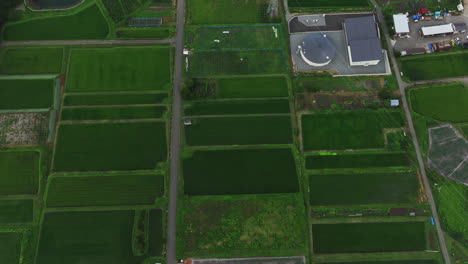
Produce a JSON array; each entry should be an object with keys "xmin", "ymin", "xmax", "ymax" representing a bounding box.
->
[
  {"xmin": 371, "ymin": 1, "xmax": 451, "ymax": 263},
  {"xmin": 0, "ymin": 39, "xmax": 174, "ymax": 46},
  {"xmin": 167, "ymin": 0, "xmax": 185, "ymax": 263}
]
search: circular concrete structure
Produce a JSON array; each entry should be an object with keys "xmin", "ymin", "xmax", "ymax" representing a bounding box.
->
[{"xmin": 299, "ymin": 33, "xmax": 336, "ymax": 67}]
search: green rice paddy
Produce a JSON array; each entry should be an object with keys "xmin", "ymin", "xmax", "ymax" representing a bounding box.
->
[
  {"xmin": 0, "ymin": 200, "xmax": 33, "ymax": 223},
  {"xmin": 189, "ymin": 0, "xmax": 270, "ymax": 24},
  {"xmin": 400, "ymin": 53, "xmax": 468, "ymax": 81},
  {"xmin": 117, "ymin": 28, "xmax": 173, "ymax": 39},
  {"xmin": 318, "ymin": 260, "xmax": 437, "ymax": 264},
  {"xmin": 148, "ymin": 209, "xmax": 164, "ymax": 256},
  {"xmin": 0, "ymin": 47, "xmax": 63, "ymax": 74},
  {"xmin": 61, "ymin": 106, "xmax": 166, "ymax": 120},
  {"xmin": 64, "ymin": 93, "xmax": 168, "ymax": 106},
  {"xmin": 183, "ymin": 148, "xmax": 298, "ymax": 195},
  {"xmin": 0, "ymin": 232, "xmax": 22, "ymax": 264},
  {"xmin": 306, "ymin": 153, "xmax": 411, "ymax": 169},
  {"xmin": 312, "ymin": 222, "xmax": 426, "ymax": 253},
  {"xmin": 217, "ymin": 76, "xmax": 289, "ymax": 98},
  {"xmin": 2, "ymin": 4, "xmax": 109, "ymax": 41},
  {"xmin": 46, "ymin": 174, "xmax": 164, "ymax": 207},
  {"xmin": 288, "ymin": 0, "xmax": 370, "ymax": 9},
  {"xmin": 66, "ymin": 46, "xmax": 172, "ymax": 92},
  {"xmin": 0, "ymin": 151, "xmax": 39, "ymax": 195},
  {"xmin": 0, "ymin": 79, "xmax": 54, "ymax": 109},
  {"xmin": 185, "ymin": 116, "xmax": 292, "ymax": 146},
  {"xmin": 309, "ymin": 172, "xmax": 420, "ymax": 205},
  {"xmin": 185, "ymin": 99, "xmax": 290, "ymax": 116},
  {"xmin": 53, "ymin": 122, "xmax": 167, "ymax": 172}
]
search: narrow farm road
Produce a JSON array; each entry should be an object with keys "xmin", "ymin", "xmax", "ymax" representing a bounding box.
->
[
  {"xmin": 167, "ymin": 0, "xmax": 186, "ymax": 263},
  {"xmin": 0, "ymin": 39, "xmax": 175, "ymax": 46},
  {"xmin": 370, "ymin": 1, "xmax": 451, "ymax": 263}
]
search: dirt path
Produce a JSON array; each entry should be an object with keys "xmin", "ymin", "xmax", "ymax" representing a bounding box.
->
[
  {"xmin": 370, "ymin": 1, "xmax": 451, "ymax": 263},
  {"xmin": 0, "ymin": 39, "xmax": 175, "ymax": 47}
]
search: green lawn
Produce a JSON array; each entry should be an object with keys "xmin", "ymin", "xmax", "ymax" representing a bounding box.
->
[
  {"xmin": 46, "ymin": 174, "xmax": 164, "ymax": 207},
  {"xmin": 400, "ymin": 53, "xmax": 468, "ymax": 81},
  {"xmin": 190, "ymin": 50, "xmax": 286, "ymax": 75},
  {"xmin": 182, "ymin": 195, "xmax": 307, "ymax": 254},
  {"xmin": 302, "ymin": 110, "xmax": 405, "ymax": 150},
  {"xmin": 309, "ymin": 172, "xmax": 420, "ymax": 205},
  {"xmin": 66, "ymin": 46, "xmax": 172, "ymax": 92},
  {"xmin": 306, "ymin": 153, "xmax": 411, "ymax": 169},
  {"xmin": 0, "ymin": 151, "xmax": 39, "ymax": 195},
  {"xmin": 0, "ymin": 200, "xmax": 33, "ymax": 223},
  {"xmin": 61, "ymin": 106, "xmax": 166, "ymax": 120},
  {"xmin": 312, "ymin": 222, "xmax": 426, "ymax": 253},
  {"xmin": 409, "ymin": 84, "xmax": 468, "ymax": 123},
  {"xmin": 217, "ymin": 76, "xmax": 289, "ymax": 98},
  {"xmin": 185, "ymin": 99, "xmax": 290, "ymax": 116},
  {"xmin": 53, "ymin": 122, "xmax": 167, "ymax": 172},
  {"xmin": 185, "ymin": 116, "xmax": 292, "ymax": 146},
  {"xmin": 189, "ymin": 0, "xmax": 269, "ymax": 24},
  {"xmin": 0, "ymin": 79, "xmax": 54, "ymax": 109},
  {"xmin": 2, "ymin": 4, "xmax": 109, "ymax": 41},
  {"xmin": 0, "ymin": 47, "xmax": 63, "ymax": 74},
  {"xmin": 183, "ymin": 148, "xmax": 298, "ymax": 195},
  {"xmin": 64, "ymin": 93, "xmax": 168, "ymax": 106},
  {"xmin": 0, "ymin": 232, "xmax": 22, "ymax": 264}
]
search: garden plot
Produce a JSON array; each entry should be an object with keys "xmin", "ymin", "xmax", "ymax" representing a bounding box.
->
[
  {"xmin": 183, "ymin": 148, "xmax": 298, "ymax": 195},
  {"xmin": 182, "ymin": 196, "xmax": 307, "ymax": 254},
  {"xmin": 0, "ymin": 151, "xmax": 39, "ymax": 195},
  {"xmin": 53, "ymin": 121, "xmax": 167, "ymax": 172},
  {"xmin": 312, "ymin": 222, "xmax": 426, "ymax": 253},
  {"xmin": 0, "ymin": 78, "xmax": 55, "ymax": 110},
  {"xmin": 0, "ymin": 200, "xmax": 33, "ymax": 223},
  {"xmin": 189, "ymin": 49, "xmax": 287, "ymax": 75},
  {"xmin": 2, "ymin": 4, "xmax": 109, "ymax": 41},
  {"xmin": 301, "ymin": 110, "xmax": 405, "ymax": 150},
  {"xmin": 46, "ymin": 174, "xmax": 164, "ymax": 207},
  {"xmin": 185, "ymin": 115, "xmax": 292, "ymax": 146},
  {"xmin": 0, "ymin": 232, "xmax": 22, "ymax": 264},
  {"xmin": 66, "ymin": 46, "xmax": 172, "ymax": 92},
  {"xmin": 0, "ymin": 47, "xmax": 63, "ymax": 74},
  {"xmin": 0, "ymin": 112, "xmax": 49, "ymax": 146},
  {"xmin": 428, "ymin": 125, "xmax": 468, "ymax": 184},
  {"xmin": 306, "ymin": 152, "xmax": 411, "ymax": 170},
  {"xmin": 309, "ymin": 172, "xmax": 420, "ymax": 205},
  {"xmin": 400, "ymin": 53, "xmax": 468, "ymax": 81}
]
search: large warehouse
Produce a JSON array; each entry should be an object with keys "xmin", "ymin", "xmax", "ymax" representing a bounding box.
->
[
  {"xmin": 298, "ymin": 33, "xmax": 336, "ymax": 67},
  {"xmin": 344, "ymin": 16, "xmax": 384, "ymax": 66}
]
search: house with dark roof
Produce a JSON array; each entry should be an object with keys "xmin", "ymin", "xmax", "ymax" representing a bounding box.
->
[{"xmin": 343, "ymin": 16, "xmax": 384, "ymax": 66}]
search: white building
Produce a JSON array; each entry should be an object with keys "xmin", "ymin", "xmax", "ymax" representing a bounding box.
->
[{"xmin": 393, "ymin": 14, "xmax": 410, "ymax": 37}]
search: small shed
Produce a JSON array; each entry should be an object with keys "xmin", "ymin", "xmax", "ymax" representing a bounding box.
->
[
  {"xmin": 390, "ymin": 99, "xmax": 400, "ymax": 106},
  {"xmin": 393, "ymin": 14, "xmax": 410, "ymax": 36}
]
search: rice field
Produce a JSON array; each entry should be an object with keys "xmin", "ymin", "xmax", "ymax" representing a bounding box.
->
[
  {"xmin": 66, "ymin": 46, "xmax": 172, "ymax": 92},
  {"xmin": 312, "ymin": 222, "xmax": 426, "ymax": 253},
  {"xmin": 217, "ymin": 76, "xmax": 289, "ymax": 98},
  {"xmin": 185, "ymin": 116, "xmax": 292, "ymax": 146},
  {"xmin": 0, "ymin": 47, "xmax": 63, "ymax": 74},
  {"xmin": 53, "ymin": 122, "xmax": 167, "ymax": 172},
  {"xmin": 63, "ymin": 93, "xmax": 168, "ymax": 106},
  {"xmin": 400, "ymin": 53, "xmax": 468, "ymax": 81},
  {"xmin": 318, "ymin": 260, "xmax": 437, "ymax": 264},
  {"xmin": 305, "ymin": 152, "xmax": 411, "ymax": 169},
  {"xmin": 309, "ymin": 172, "xmax": 420, "ymax": 205},
  {"xmin": 288, "ymin": 0, "xmax": 370, "ymax": 9},
  {"xmin": 60, "ymin": 106, "xmax": 166, "ymax": 120},
  {"xmin": 0, "ymin": 232, "xmax": 22, "ymax": 264},
  {"xmin": 0, "ymin": 199, "xmax": 33, "ymax": 223},
  {"xmin": 183, "ymin": 148, "xmax": 298, "ymax": 195},
  {"xmin": 0, "ymin": 151, "xmax": 39, "ymax": 195},
  {"xmin": 46, "ymin": 174, "xmax": 164, "ymax": 207},
  {"xmin": 185, "ymin": 99, "xmax": 290, "ymax": 116},
  {"xmin": 188, "ymin": 0, "xmax": 272, "ymax": 24},
  {"xmin": 0, "ymin": 79, "xmax": 55, "ymax": 109}
]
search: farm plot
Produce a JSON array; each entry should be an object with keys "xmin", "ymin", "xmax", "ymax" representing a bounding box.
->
[
  {"xmin": 191, "ymin": 25, "xmax": 282, "ymax": 50},
  {"xmin": 0, "ymin": 79, "xmax": 55, "ymax": 110},
  {"xmin": 0, "ymin": 112, "xmax": 49, "ymax": 146},
  {"xmin": 192, "ymin": 257, "xmax": 307, "ymax": 264},
  {"xmin": 189, "ymin": 50, "xmax": 287, "ymax": 75},
  {"xmin": 102, "ymin": 0, "xmax": 143, "ymax": 23},
  {"xmin": 148, "ymin": 209, "xmax": 164, "ymax": 256},
  {"xmin": 61, "ymin": 106, "xmax": 166, "ymax": 120},
  {"xmin": 46, "ymin": 174, "xmax": 164, "ymax": 207},
  {"xmin": 31, "ymin": 0, "xmax": 83, "ymax": 9},
  {"xmin": 0, "ymin": 47, "xmax": 63, "ymax": 74},
  {"xmin": 318, "ymin": 260, "xmax": 437, "ymax": 264},
  {"xmin": 2, "ymin": 4, "xmax": 109, "ymax": 41},
  {"xmin": 217, "ymin": 76, "xmax": 289, "ymax": 98},
  {"xmin": 288, "ymin": 0, "xmax": 370, "ymax": 10},
  {"xmin": 305, "ymin": 152, "xmax": 411, "ymax": 169},
  {"xmin": 0, "ymin": 232, "xmax": 22, "ymax": 264},
  {"xmin": 117, "ymin": 28, "xmax": 173, "ymax": 39},
  {"xmin": 312, "ymin": 222, "xmax": 426, "ymax": 253},
  {"xmin": 185, "ymin": 116, "xmax": 292, "ymax": 146},
  {"xmin": 182, "ymin": 195, "xmax": 307, "ymax": 254},
  {"xmin": 301, "ymin": 110, "xmax": 405, "ymax": 150},
  {"xmin": 36, "ymin": 210, "xmax": 138, "ymax": 264},
  {"xmin": 400, "ymin": 53, "xmax": 468, "ymax": 81},
  {"xmin": 409, "ymin": 84, "xmax": 468, "ymax": 123},
  {"xmin": 185, "ymin": 99, "xmax": 290, "ymax": 116},
  {"xmin": 66, "ymin": 46, "xmax": 172, "ymax": 92},
  {"xmin": 183, "ymin": 148, "xmax": 298, "ymax": 195},
  {"xmin": 188, "ymin": 0, "xmax": 274, "ymax": 24},
  {"xmin": 309, "ymin": 172, "xmax": 420, "ymax": 205},
  {"xmin": 0, "ymin": 199, "xmax": 33, "ymax": 223},
  {"xmin": 0, "ymin": 151, "xmax": 39, "ymax": 195},
  {"xmin": 53, "ymin": 121, "xmax": 167, "ymax": 172},
  {"xmin": 64, "ymin": 93, "xmax": 168, "ymax": 106}
]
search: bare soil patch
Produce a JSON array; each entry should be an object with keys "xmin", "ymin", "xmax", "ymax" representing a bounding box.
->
[{"xmin": 0, "ymin": 112, "xmax": 49, "ymax": 146}]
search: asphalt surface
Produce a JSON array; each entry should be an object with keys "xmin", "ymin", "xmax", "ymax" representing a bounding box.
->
[
  {"xmin": 166, "ymin": 0, "xmax": 185, "ymax": 263},
  {"xmin": 371, "ymin": 1, "xmax": 451, "ymax": 263},
  {"xmin": 0, "ymin": 39, "xmax": 174, "ymax": 46}
]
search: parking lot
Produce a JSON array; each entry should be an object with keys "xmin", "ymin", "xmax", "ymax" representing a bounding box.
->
[{"xmin": 393, "ymin": 14, "xmax": 468, "ymax": 51}]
